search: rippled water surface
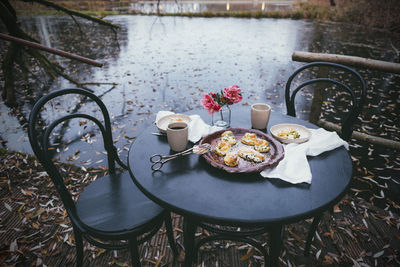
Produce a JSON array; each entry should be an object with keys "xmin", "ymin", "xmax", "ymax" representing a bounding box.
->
[
  {"xmin": 0, "ymin": 15, "xmax": 398, "ymax": 162},
  {"xmin": 1, "ymin": 15, "xmax": 400, "ymax": 210}
]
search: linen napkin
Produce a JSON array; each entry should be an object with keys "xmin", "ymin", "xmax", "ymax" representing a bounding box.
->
[
  {"xmin": 155, "ymin": 111, "xmax": 223, "ymax": 143},
  {"xmin": 260, "ymin": 128, "xmax": 349, "ymax": 184}
]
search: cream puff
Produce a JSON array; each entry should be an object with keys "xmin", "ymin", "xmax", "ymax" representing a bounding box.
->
[
  {"xmin": 254, "ymin": 139, "xmax": 270, "ymax": 153},
  {"xmin": 224, "ymin": 152, "xmax": 239, "ymax": 167},
  {"xmin": 221, "ymin": 131, "xmax": 237, "ymax": 145},
  {"xmin": 241, "ymin": 132, "xmax": 257, "ymax": 145},
  {"xmin": 214, "ymin": 141, "xmax": 231, "ymax": 156},
  {"xmin": 238, "ymin": 148, "xmax": 265, "ymax": 163}
]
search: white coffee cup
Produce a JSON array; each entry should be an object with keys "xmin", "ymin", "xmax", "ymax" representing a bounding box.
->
[
  {"xmin": 251, "ymin": 103, "xmax": 271, "ymax": 130},
  {"xmin": 166, "ymin": 122, "xmax": 189, "ymax": 152}
]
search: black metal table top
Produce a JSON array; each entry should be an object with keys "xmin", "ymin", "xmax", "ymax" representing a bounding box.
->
[{"xmin": 128, "ymin": 108, "xmax": 352, "ymax": 227}]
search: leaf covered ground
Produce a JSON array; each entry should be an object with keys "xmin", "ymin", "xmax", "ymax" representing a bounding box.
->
[{"xmin": 1, "ymin": 149, "xmax": 400, "ymax": 266}]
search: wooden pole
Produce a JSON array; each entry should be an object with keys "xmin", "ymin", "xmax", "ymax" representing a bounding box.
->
[
  {"xmin": 309, "ymin": 67, "xmax": 328, "ymax": 125},
  {"xmin": 0, "ymin": 33, "xmax": 103, "ymax": 67},
  {"xmin": 292, "ymin": 51, "xmax": 400, "ymax": 74},
  {"xmin": 317, "ymin": 119, "xmax": 400, "ymax": 150}
]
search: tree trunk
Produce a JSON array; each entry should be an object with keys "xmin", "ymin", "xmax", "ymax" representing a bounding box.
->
[
  {"xmin": 0, "ymin": 0, "xmax": 23, "ymax": 106},
  {"xmin": 0, "ymin": 0, "xmax": 16, "ymax": 19},
  {"xmin": 2, "ymin": 43, "xmax": 19, "ymax": 106},
  {"xmin": 0, "ymin": 1, "xmax": 32, "ymax": 40}
]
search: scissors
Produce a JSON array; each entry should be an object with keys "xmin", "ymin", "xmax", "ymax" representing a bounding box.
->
[{"xmin": 150, "ymin": 143, "xmax": 211, "ymax": 171}]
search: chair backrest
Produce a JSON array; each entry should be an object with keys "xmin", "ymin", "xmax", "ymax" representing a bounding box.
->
[
  {"xmin": 285, "ymin": 62, "xmax": 366, "ymax": 141},
  {"xmin": 28, "ymin": 88, "xmax": 127, "ymax": 215}
]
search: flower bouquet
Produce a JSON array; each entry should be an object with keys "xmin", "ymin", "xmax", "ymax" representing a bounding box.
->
[{"xmin": 201, "ymin": 85, "xmax": 242, "ymax": 128}]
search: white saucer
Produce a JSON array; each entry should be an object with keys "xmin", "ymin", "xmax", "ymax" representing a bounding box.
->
[
  {"xmin": 270, "ymin": 123, "xmax": 311, "ymax": 144},
  {"xmin": 156, "ymin": 114, "xmax": 191, "ymax": 133}
]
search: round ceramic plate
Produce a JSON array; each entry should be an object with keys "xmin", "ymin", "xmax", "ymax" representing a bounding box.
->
[
  {"xmin": 270, "ymin": 123, "xmax": 311, "ymax": 144},
  {"xmin": 199, "ymin": 128, "xmax": 284, "ymax": 173},
  {"xmin": 156, "ymin": 114, "xmax": 191, "ymax": 133}
]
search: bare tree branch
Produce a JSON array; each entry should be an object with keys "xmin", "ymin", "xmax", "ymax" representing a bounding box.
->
[
  {"xmin": 21, "ymin": 0, "xmax": 120, "ymax": 29},
  {"xmin": 0, "ymin": 0, "xmax": 117, "ymax": 105}
]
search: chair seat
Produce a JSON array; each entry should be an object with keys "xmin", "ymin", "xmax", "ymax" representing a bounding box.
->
[{"xmin": 76, "ymin": 172, "xmax": 164, "ymax": 233}]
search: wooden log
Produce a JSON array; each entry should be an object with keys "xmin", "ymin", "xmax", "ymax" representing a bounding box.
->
[
  {"xmin": 0, "ymin": 33, "xmax": 103, "ymax": 67},
  {"xmin": 292, "ymin": 51, "xmax": 400, "ymax": 74},
  {"xmin": 317, "ymin": 119, "xmax": 400, "ymax": 150}
]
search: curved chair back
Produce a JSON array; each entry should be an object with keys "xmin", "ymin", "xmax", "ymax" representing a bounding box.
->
[
  {"xmin": 285, "ymin": 62, "xmax": 366, "ymax": 140},
  {"xmin": 28, "ymin": 88, "xmax": 127, "ymax": 219}
]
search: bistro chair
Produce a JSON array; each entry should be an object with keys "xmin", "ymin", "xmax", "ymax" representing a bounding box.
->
[
  {"xmin": 28, "ymin": 88, "xmax": 178, "ymax": 266},
  {"xmin": 285, "ymin": 61, "xmax": 366, "ymax": 255}
]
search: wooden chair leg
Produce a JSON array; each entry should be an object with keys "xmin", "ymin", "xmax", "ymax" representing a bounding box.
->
[
  {"xmin": 164, "ymin": 212, "xmax": 179, "ymax": 256},
  {"xmin": 73, "ymin": 227, "xmax": 83, "ymax": 267},
  {"xmin": 129, "ymin": 237, "xmax": 141, "ymax": 267},
  {"xmin": 304, "ymin": 213, "xmax": 323, "ymax": 256}
]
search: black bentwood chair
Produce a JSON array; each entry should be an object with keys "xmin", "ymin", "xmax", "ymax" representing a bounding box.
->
[
  {"xmin": 183, "ymin": 63, "xmax": 366, "ymax": 266},
  {"xmin": 28, "ymin": 88, "xmax": 178, "ymax": 266},
  {"xmin": 285, "ymin": 62, "xmax": 366, "ymax": 255}
]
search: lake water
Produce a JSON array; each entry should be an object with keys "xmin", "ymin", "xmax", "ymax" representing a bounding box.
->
[
  {"xmin": 0, "ymin": 15, "xmax": 398, "ymax": 165},
  {"xmin": 1, "ymin": 14, "xmax": 399, "ymax": 210}
]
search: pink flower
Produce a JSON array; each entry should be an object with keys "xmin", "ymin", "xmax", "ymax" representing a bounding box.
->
[
  {"xmin": 201, "ymin": 93, "xmax": 221, "ymax": 114},
  {"xmin": 223, "ymin": 85, "xmax": 242, "ymax": 104},
  {"xmin": 201, "ymin": 85, "xmax": 242, "ymax": 114}
]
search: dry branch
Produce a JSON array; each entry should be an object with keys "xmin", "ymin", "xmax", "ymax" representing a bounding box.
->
[
  {"xmin": 22, "ymin": 0, "xmax": 120, "ymax": 29},
  {"xmin": 292, "ymin": 51, "xmax": 400, "ymax": 74},
  {"xmin": 317, "ymin": 119, "xmax": 400, "ymax": 150},
  {"xmin": 25, "ymin": 48, "xmax": 93, "ymax": 92},
  {"xmin": 0, "ymin": 0, "xmax": 118, "ymax": 105},
  {"xmin": 0, "ymin": 33, "xmax": 103, "ymax": 67}
]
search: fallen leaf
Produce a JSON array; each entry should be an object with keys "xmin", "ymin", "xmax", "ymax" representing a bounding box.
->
[
  {"xmin": 239, "ymin": 249, "xmax": 253, "ymax": 261},
  {"xmin": 4, "ymin": 203, "xmax": 12, "ymax": 212},
  {"xmin": 10, "ymin": 239, "xmax": 18, "ymax": 252},
  {"xmin": 373, "ymin": 250, "xmax": 384, "ymax": 258}
]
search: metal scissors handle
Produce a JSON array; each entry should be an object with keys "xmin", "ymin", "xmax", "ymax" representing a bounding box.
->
[{"xmin": 150, "ymin": 143, "xmax": 211, "ymax": 171}]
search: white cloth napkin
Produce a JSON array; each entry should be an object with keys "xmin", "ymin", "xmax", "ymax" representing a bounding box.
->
[
  {"xmin": 260, "ymin": 128, "xmax": 349, "ymax": 184},
  {"xmin": 155, "ymin": 111, "xmax": 223, "ymax": 143}
]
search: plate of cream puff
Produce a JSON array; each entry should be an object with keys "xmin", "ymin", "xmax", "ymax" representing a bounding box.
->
[{"xmin": 199, "ymin": 128, "xmax": 284, "ymax": 173}]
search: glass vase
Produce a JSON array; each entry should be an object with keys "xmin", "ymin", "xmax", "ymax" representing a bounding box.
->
[{"xmin": 212, "ymin": 105, "xmax": 231, "ymax": 128}]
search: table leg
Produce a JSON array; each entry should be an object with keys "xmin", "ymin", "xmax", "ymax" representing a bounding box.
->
[
  {"xmin": 183, "ymin": 217, "xmax": 197, "ymax": 267},
  {"xmin": 269, "ymin": 224, "xmax": 283, "ymax": 267},
  {"xmin": 304, "ymin": 212, "xmax": 323, "ymax": 256}
]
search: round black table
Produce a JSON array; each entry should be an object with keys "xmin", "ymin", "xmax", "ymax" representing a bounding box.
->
[{"xmin": 128, "ymin": 108, "xmax": 352, "ymax": 266}]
